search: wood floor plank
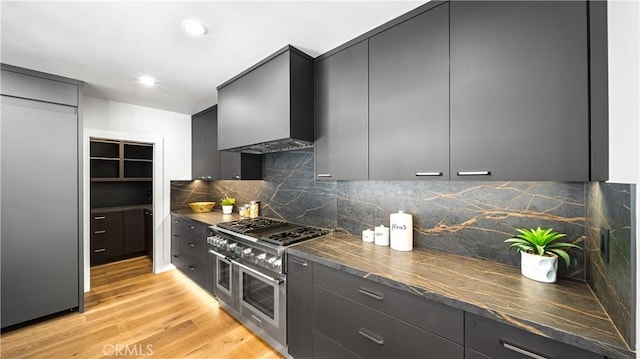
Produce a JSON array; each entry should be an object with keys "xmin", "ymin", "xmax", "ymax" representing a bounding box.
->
[{"xmin": 0, "ymin": 256, "xmax": 284, "ymax": 359}]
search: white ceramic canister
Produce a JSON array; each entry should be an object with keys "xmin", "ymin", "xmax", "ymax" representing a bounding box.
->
[
  {"xmin": 362, "ymin": 229, "xmax": 375, "ymax": 243},
  {"xmin": 390, "ymin": 210, "xmax": 413, "ymax": 251},
  {"xmin": 374, "ymin": 225, "xmax": 390, "ymax": 246}
]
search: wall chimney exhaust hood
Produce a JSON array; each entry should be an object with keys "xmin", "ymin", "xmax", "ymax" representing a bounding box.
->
[{"xmin": 217, "ymin": 45, "xmax": 314, "ymax": 154}]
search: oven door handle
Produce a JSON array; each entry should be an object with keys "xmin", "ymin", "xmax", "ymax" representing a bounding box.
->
[
  {"xmin": 208, "ymin": 248, "xmax": 228, "ymax": 260},
  {"xmin": 231, "ymin": 259, "xmax": 284, "ymax": 285}
]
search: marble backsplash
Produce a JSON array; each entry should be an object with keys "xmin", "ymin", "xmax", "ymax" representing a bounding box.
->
[{"xmin": 586, "ymin": 182, "xmax": 636, "ymax": 347}]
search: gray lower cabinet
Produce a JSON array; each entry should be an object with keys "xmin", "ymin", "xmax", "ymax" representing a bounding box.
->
[
  {"xmin": 1, "ymin": 66, "xmax": 82, "ymax": 328},
  {"xmin": 315, "ymin": 40, "xmax": 369, "ymax": 181},
  {"xmin": 192, "ymin": 105, "xmax": 221, "ymax": 180},
  {"xmin": 287, "ymin": 255, "xmax": 314, "ymax": 359},
  {"xmin": 465, "ymin": 313, "xmax": 604, "ymax": 359},
  {"xmin": 144, "ymin": 209, "xmax": 153, "ymax": 258},
  {"xmin": 450, "ymin": 0, "xmax": 594, "ymax": 181},
  {"xmin": 369, "ymin": 2, "xmax": 450, "ymax": 180},
  {"xmin": 170, "ymin": 214, "xmax": 209, "ymax": 289}
]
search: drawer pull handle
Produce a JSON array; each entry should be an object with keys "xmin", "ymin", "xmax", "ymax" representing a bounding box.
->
[
  {"xmin": 317, "ymin": 174, "xmax": 333, "ymax": 178},
  {"xmin": 172, "ymin": 219, "xmax": 179, "ymax": 223},
  {"xmin": 502, "ymin": 341, "xmax": 548, "ymax": 359},
  {"xmin": 291, "ymin": 258, "xmax": 308, "ymax": 267},
  {"xmin": 416, "ymin": 172, "xmax": 443, "ymax": 177},
  {"xmin": 250, "ymin": 314, "xmax": 263, "ymax": 326},
  {"xmin": 189, "ymin": 226, "xmax": 195, "ymax": 230},
  {"xmin": 457, "ymin": 171, "xmax": 491, "ymax": 176},
  {"xmin": 172, "ymin": 254, "xmax": 179, "ymax": 258},
  {"xmin": 187, "ymin": 265, "xmax": 195, "ymax": 271},
  {"xmin": 94, "ymin": 230, "xmax": 106, "ymax": 234},
  {"xmin": 94, "ymin": 216, "xmax": 106, "ymax": 220},
  {"xmin": 189, "ymin": 242, "xmax": 195, "ymax": 247},
  {"xmin": 358, "ymin": 287, "xmax": 384, "ymax": 301},
  {"xmin": 94, "ymin": 248, "xmax": 106, "ymax": 253},
  {"xmin": 358, "ymin": 328, "xmax": 384, "ymax": 345}
]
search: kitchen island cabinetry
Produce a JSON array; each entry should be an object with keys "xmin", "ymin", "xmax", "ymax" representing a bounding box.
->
[
  {"xmin": 449, "ymin": 0, "xmax": 604, "ymax": 181},
  {"xmin": 368, "ymin": 2, "xmax": 449, "ymax": 180},
  {"xmin": 170, "ymin": 213, "xmax": 209, "ymax": 290},
  {"xmin": 315, "ymin": 40, "xmax": 369, "ymax": 181},
  {"xmin": 192, "ymin": 105, "xmax": 221, "ymax": 180}
]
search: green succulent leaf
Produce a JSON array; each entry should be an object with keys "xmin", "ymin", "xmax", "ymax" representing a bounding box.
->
[{"xmin": 504, "ymin": 227, "xmax": 581, "ymax": 266}]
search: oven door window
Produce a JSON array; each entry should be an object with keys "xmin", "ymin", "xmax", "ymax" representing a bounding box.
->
[
  {"xmin": 216, "ymin": 257, "xmax": 232, "ymax": 294},
  {"xmin": 241, "ymin": 270, "xmax": 277, "ymax": 323}
]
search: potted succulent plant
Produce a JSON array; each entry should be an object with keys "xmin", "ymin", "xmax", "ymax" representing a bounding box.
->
[
  {"xmin": 220, "ymin": 196, "xmax": 236, "ymax": 214},
  {"xmin": 504, "ymin": 227, "xmax": 582, "ymax": 283}
]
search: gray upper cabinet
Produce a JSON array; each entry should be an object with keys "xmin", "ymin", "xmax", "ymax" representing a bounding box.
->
[
  {"xmin": 192, "ymin": 105, "xmax": 221, "ymax": 180},
  {"xmin": 315, "ymin": 40, "xmax": 369, "ymax": 180},
  {"xmin": 220, "ymin": 152, "xmax": 262, "ymax": 180},
  {"xmin": 369, "ymin": 3, "xmax": 449, "ymax": 180},
  {"xmin": 450, "ymin": 1, "xmax": 591, "ymax": 181}
]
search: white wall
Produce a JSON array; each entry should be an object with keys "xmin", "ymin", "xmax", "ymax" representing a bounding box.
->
[
  {"xmin": 82, "ymin": 95, "xmax": 191, "ymax": 290},
  {"xmin": 607, "ymin": 0, "xmax": 640, "ymax": 351}
]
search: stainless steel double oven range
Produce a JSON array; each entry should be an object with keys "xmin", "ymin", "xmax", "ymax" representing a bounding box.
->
[{"xmin": 207, "ymin": 218, "xmax": 328, "ymax": 354}]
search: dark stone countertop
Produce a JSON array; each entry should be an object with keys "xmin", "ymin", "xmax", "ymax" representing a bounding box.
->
[
  {"xmin": 287, "ymin": 233, "xmax": 635, "ymax": 359},
  {"xmin": 92, "ymin": 205, "xmax": 153, "ymax": 213},
  {"xmin": 170, "ymin": 210, "xmax": 243, "ymax": 226}
]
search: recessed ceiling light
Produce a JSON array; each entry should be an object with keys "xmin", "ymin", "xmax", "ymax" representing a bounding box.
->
[
  {"xmin": 138, "ymin": 76, "xmax": 156, "ymax": 87},
  {"xmin": 182, "ymin": 19, "xmax": 207, "ymax": 36}
]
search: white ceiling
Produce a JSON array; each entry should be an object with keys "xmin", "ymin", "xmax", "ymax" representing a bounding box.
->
[{"xmin": 1, "ymin": 1, "xmax": 425, "ymax": 115}]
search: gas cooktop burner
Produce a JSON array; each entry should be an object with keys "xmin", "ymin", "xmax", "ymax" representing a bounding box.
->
[
  {"xmin": 214, "ymin": 217, "xmax": 330, "ymax": 247},
  {"xmin": 215, "ymin": 218, "xmax": 288, "ymax": 233}
]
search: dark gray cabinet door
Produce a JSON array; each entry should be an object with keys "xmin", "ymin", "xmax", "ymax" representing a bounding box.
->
[
  {"xmin": 287, "ymin": 255, "xmax": 314, "ymax": 358},
  {"xmin": 144, "ymin": 210, "xmax": 153, "ymax": 258},
  {"xmin": 123, "ymin": 209, "xmax": 145, "ymax": 254},
  {"xmin": 450, "ymin": 1, "xmax": 589, "ymax": 181},
  {"xmin": 220, "ymin": 152, "xmax": 262, "ymax": 180},
  {"xmin": 192, "ymin": 106, "xmax": 220, "ymax": 180},
  {"xmin": 315, "ymin": 40, "xmax": 369, "ymax": 180},
  {"xmin": 1, "ymin": 96, "xmax": 79, "ymax": 328},
  {"xmin": 369, "ymin": 3, "xmax": 449, "ymax": 180}
]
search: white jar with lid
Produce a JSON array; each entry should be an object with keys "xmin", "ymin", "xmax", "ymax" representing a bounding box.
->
[
  {"xmin": 390, "ymin": 210, "xmax": 413, "ymax": 251},
  {"xmin": 374, "ymin": 225, "xmax": 389, "ymax": 246}
]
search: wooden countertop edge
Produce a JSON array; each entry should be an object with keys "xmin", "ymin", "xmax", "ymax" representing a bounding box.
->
[{"xmin": 286, "ymin": 235, "xmax": 635, "ymax": 359}]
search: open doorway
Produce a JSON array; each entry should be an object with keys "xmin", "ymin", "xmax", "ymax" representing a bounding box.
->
[{"xmin": 89, "ymin": 137, "xmax": 153, "ymax": 268}]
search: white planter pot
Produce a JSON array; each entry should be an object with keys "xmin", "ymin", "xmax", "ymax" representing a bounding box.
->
[
  {"xmin": 222, "ymin": 205, "xmax": 234, "ymax": 214},
  {"xmin": 520, "ymin": 251, "xmax": 558, "ymax": 283}
]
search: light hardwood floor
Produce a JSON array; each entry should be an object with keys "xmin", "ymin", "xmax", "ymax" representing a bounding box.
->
[{"xmin": 0, "ymin": 256, "xmax": 284, "ymax": 359}]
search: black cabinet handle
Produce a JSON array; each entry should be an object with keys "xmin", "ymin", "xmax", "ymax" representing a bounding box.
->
[
  {"xmin": 94, "ymin": 216, "xmax": 106, "ymax": 220},
  {"xmin": 358, "ymin": 287, "xmax": 384, "ymax": 301},
  {"xmin": 188, "ymin": 265, "xmax": 195, "ymax": 271},
  {"xmin": 501, "ymin": 341, "xmax": 548, "ymax": 359},
  {"xmin": 358, "ymin": 328, "xmax": 384, "ymax": 345},
  {"xmin": 172, "ymin": 254, "xmax": 179, "ymax": 258},
  {"xmin": 94, "ymin": 230, "xmax": 106, "ymax": 234},
  {"xmin": 189, "ymin": 242, "xmax": 195, "ymax": 247},
  {"xmin": 457, "ymin": 171, "xmax": 491, "ymax": 176},
  {"xmin": 290, "ymin": 258, "xmax": 308, "ymax": 267},
  {"xmin": 415, "ymin": 172, "xmax": 443, "ymax": 176}
]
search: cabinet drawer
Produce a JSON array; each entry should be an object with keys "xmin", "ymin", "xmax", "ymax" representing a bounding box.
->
[
  {"xmin": 91, "ymin": 219, "xmax": 123, "ymax": 240},
  {"xmin": 91, "ymin": 212, "xmax": 122, "ymax": 225},
  {"xmin": 314, "ymin": 264, "xmax": 463, "ymax": 343},
  {"xmin": 90, "ymin": 237, "xmax": 123, "ymax": 262},
  {"xmin": 179, "ymin": 233, "xmax": 206, "ymax": 262},
  {"xmin": 171, "ymin": 245, "xmax": 181, "ymax": 268},
  {"xmin": 179, "ymin": 252, "xmax": 207, "ymax": 289},
  {"xmin": 465, "ymin": 313, "xmax": 604, "ymax": 359},
  {"xmin": 171, "ymin": 215, "xmax": 209, "ymax": 238},
  {"xmin": 314, "ymin": 286, "xmax": 463, "ymax": 359},
  {"xmin": 313, "ymin": 331, "xmax": 361, "ymax": 359}
]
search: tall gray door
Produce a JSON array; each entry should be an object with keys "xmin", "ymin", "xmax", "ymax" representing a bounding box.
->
[{"xmin": 1, "ymin": 96, "xmax": 79, "ymax": 327}]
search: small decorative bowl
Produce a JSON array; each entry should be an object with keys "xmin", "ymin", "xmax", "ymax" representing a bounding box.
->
[{"xmin": 188, "ymin": 202, "xmax": 216, "ymax": 213}]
